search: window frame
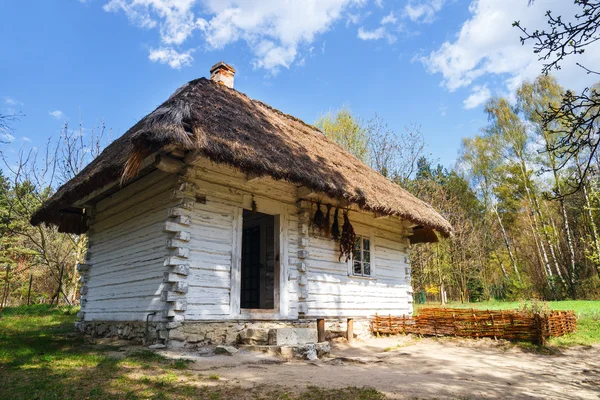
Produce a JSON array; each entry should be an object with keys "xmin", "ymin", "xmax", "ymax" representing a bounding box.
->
[{"xmin": 348, "ymin": 230, "xmax": 375, "ymax": 278}]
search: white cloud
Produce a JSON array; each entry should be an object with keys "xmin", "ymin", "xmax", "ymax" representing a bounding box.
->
[
  {"xmin": 357, "ymin": 26, "xmax": 396, "ymax": 43},
  {"xmin": 374, "ymin": 0, "xmax": 383, "ymax": 7},
  {"xmin": 4, "ymin": 97, "xmax": 23, "ymax": 106},
  {"xmin": 21, "ymin": 136, "xmax": 31, "ymax": 142},
  {"xmin": 49, "ymin": 110, "xmax": 66, "ymax": 120},
  {"xmin": 103, "ymin": 0, "xmax": 367, "ymax": 72},
  {"xmin": 381, "ymin": 12, "xmax": 397, "ymax": 25},
  {"xmin": 148, "ymin": 47, "xmax": 194, "ymax": 69},
  {"xmin": 463, "ymin": 85, "xmax": 491, "ymax": 109},
  {"xmin": 104, "ymin": 0, "xmax": 198, "ymax": 44},
  {"xmin": 1, "ymin": 133, "xmax": 15, "ymax": 143},
  {"xmin": 439, "ymin": 104, "xmax": 448, "ymax": 116},
  {"xmin": 422, "ymin": 0, "xmax": 600, "ymax": 97},
  {"xmin": 346, "ymin": 13, "xmax": 361, "ymax": 26},
  {"xmin": 404, "ymin": 0, "xmax": 446, "ymax": 23}
]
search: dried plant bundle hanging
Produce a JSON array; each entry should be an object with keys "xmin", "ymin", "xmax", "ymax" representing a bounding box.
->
[
  {"xmin": 324, "ymin": 204, "xmax": 332, "ymax": 236},
  {"xmin": 331, "ymin": 207, "xmax": 340, "ymax": 241},
  {"xmin": 339, "ymin": 211, "xmax": 356, "ymax": 261},
  {"xmin": 312, "ymin": 201, "xmax": 326, "ymax": 232}
]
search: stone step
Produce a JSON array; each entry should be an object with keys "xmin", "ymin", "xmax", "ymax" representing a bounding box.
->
[
  {"xmin": 240, "ymin": 342, "xmax": 330, "ymax": 360},
  {"xmin": 238, "ymin": 327, "xmax": 318, "ymax": 346}
]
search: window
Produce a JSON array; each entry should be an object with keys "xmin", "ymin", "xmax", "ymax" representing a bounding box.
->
[{"xmin": 351, "ymin": 236, "xmax": 371, "ymax": 277}]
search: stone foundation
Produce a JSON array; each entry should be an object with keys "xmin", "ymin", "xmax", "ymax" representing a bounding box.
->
[
  {"xmin": 77, "ymin": 317, "xmax": 373, "ymax": 348},
  {"xmin": 76, "ymin": 320, "xmax": 167, "ymax": 345},
  {"xmin": 169, "ymin": 320, "xmax": 314, "ymax": 348}
]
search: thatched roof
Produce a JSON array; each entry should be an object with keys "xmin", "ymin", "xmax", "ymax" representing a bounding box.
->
[{"xmin": 31, "ymin": 77, "xmax": 452, "ymax": 238}]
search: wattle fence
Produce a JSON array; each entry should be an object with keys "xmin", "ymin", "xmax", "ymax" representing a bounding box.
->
[{"xmin": 371, "ymin": 307, "xmax": 577, "ymax": 344}]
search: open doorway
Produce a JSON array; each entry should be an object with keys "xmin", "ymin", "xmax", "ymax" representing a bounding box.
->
[{"xmin": 241, "ymin": 210, "xmax": 275, "ymax": 309}]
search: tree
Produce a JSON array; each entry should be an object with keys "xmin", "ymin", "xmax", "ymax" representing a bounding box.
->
[
  {"xmin": 367, "ymin": 116, "xmax": 425, "ymax": 185},
  {"xmin": 0, "ymin": 121, "xmax": 108, "ymax": 308},
  {"xmin": 518, "ymin": 75, "xmax": 578, "ymax": 296},
  {"xmin": 514, "ymin": 1, "xmax": 600, "ymax": 193},
  {"xmin": 315, "ymin": 107, "xmax": 370, "ymax": 163}
]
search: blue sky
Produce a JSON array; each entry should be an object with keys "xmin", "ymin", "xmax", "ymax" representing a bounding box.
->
[{"xmin": 1, "ymin": 0, "xmax": 598, "ymax": 171}]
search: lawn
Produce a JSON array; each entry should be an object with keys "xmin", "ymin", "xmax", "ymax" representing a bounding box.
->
[
  {"xmin": 0, "ymin": 305, "xmax": 384, "ymax": 400},
  {"xmin": 416, "ymin": 300, "xmax": 600, "ymax": 347}
]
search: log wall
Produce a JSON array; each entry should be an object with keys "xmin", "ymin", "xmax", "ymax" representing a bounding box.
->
[
  {"xmin": 78, "ymin": 156, "xmax": 415, "ymax": 325},
  {"xmin": 81, "ymin": 170, "xmax": 176, "ymax": 321},
  {"xmin": 181, "ymin": 158, "xmax": 414, "ymax": 321}
]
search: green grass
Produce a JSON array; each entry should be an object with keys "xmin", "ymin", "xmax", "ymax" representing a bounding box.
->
[
  {"xmin": 0, "ymin": 304, "xmax": 386, "ymax": 400},
  {"xmin": 416, "ymin": 300, "xmax": 600, "ymax": 347}
]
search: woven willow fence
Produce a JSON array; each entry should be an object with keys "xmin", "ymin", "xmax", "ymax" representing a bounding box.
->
[{"xmin": 371, "ymin": 307, "xmax": 577, "ymax": 344}]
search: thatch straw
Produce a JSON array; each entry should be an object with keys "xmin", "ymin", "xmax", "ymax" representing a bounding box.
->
[{"xmin": 31, "ymin": 78, "xmax": 452, "ymax": 237}]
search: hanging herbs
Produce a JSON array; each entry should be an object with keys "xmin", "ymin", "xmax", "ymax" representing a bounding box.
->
[
  {"xmin": 324, "ymin": 204, "xmax": 332, "ymax": 236},
  {"xmin": 331, "ymin": 207, "xmax": 340, "ymax": 241},
  {"xmin": 312, "ymin": 201, "xmax": 326, "ymax": 232},
  {"xmin": 339, "ymin": 211, "xmax": 356, "ymax": 262}
]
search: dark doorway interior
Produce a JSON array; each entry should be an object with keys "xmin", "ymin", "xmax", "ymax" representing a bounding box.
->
[{"xmin": 241, "ymin": 210, "xmax": 275, "ymax": 309}]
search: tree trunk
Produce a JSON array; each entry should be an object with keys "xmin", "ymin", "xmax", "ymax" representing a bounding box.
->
[
  {"xmin": 440, "ymin": 282, "xmax": 446, "ymax": 305},
  {"xmin": 558, "ymin": 196, "xmax": 577, "ymax": 297},
  {"xmin": 583, "ymin": 181, "xmax": 600, "ymax": 277},
  {"xmin": 69, "ymin": 237, "xmax": 87, "ymax": 304},
  {"xmin": 27, "ymin": 273, "xmax": 33, "ymax": 306},
  {"xmin": 54, "ymin": 263, "xmax": 65, "ymax": 306},
  {"xmin": 517, "ymin": 160, "xmax": 557, "ymax": 294},
  {"xmin": 493, "ymin": 205, "xmax": 520, "ymax": 281}
]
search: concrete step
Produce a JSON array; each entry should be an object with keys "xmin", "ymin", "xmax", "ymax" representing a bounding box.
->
[{"xmin": 238, "ymin": 327, "xmax": 318, "ymax": 346}]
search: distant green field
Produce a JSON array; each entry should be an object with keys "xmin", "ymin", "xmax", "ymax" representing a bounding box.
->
[{"xmin": 416, "ymin": 300, "xmax": 600, "ymax": 347}]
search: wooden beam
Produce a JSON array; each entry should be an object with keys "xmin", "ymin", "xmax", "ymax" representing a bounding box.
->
[
  {"xmin": 375, "ymin": 214, "xmax": 390, "ymax": 220},
  {"xmin": 73, "ymin": 180, "xmax": 119, "ymax": 207},
  {"xmin": 347, "ymin": 318, "xmax": 354, "ymax": 343},
  {"xmin": 297, "ymin": 186, "xmax": 319, "ymax": 199},
  {"xmin": 183, "ymin": 150, "xmax": 202, "ymax": 165},
  {"xmin": 317, "ymin": 319, "xmax": 326, "ymax": 343},
  {"xmin": 155, "ymin": 154, "xmax": 185, "ymax": 174},
  {"xmin": 246, "ymin": 173, "xmax": 262, "ymax": 183}
]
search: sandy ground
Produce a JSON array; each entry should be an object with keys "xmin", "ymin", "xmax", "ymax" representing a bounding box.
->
[{"xmin": 159, "ymin": 337, "xmax": 600, "ymax": 399}]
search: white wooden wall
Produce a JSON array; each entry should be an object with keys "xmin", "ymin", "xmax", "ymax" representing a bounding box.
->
[
  {"xmin": 180, "ymin": 159, "xmax": 298, "ymax": 320},
  {"xmin": 81, "ymin": 157, "xmax": 413, "ymax": 323},
  {"xmin": 83, "ymin": 170, "xmax": 175, "ymax": 321},
  {"xmin": 182, "ymin": 159, "xmax": 412, "ymax": 321},
  {"xmin": 300, "ymin": 205, "xmax": 413, "ymax": 318}
]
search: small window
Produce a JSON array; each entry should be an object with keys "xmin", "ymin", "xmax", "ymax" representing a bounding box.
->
[{"xmin": 351, "ymin": 236, "xmax": 371, "ymax": 277}]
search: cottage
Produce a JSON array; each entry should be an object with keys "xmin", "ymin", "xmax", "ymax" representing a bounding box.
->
[{"xmin": 31, "ymin": 62, "xmax": 452, "ymax": 347}]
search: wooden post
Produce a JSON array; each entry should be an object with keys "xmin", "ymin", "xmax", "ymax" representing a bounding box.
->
[
  {"xmin": 347, "ymin": 318, "xmax": 354, "ymax": 343},
  {"xmin": 317, "ymin": 319, "xmax": 325, "ymax": 342}
]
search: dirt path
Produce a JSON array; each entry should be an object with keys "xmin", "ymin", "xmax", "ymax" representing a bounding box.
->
[{"xmin": 163, "ymin": 337, "xmax": 600, "ymax": 399}]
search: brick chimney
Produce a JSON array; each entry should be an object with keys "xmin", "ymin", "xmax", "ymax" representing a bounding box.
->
[{"xmin": 210, "ymin": 61, "xmax": 236, "ymax": 89}]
